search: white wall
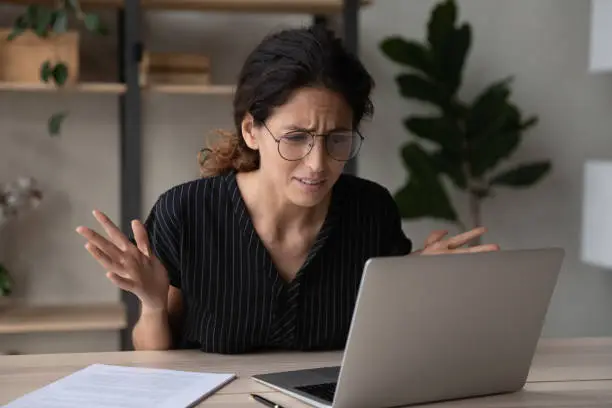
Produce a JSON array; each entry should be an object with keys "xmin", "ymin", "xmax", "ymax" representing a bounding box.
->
[{"xmin": 1, "ymin": 0, "xmax": 611, "ymax": 353}]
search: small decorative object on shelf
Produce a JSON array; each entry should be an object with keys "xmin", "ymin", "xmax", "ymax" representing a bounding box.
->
[
  {"xmin": 140, "ymin": 51, "xmax": 212, "ymax": 87},
  {"xmin": 6, "ymin": 1, "xmax": 108, "ymax": 136},
  {"xmin": 0, "ymin": 176, "xmax": 43, "ymax": 301},
  {"xmin": 379, "ymin": 0, "xmax": 551, "ymax": 243}
]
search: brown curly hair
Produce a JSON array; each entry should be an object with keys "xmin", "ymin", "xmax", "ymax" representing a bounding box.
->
[
  {"xmin": 198, "ymin": 130, "xmax": 259, "ymax": 177},
  {"xmin": 197, "ymin": 25, "xmax": 374, "ymax": 177}
]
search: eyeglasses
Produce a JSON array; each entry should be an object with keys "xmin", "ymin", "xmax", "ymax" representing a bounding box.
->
[{"xmin": 263, "ymin": 123, "xmax": 364, "ymax": 162}]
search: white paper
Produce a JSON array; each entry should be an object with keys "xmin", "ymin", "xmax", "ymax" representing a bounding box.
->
[{"xmin": 4, "ymin": 363, "xmax": 236, "ymax": 408}]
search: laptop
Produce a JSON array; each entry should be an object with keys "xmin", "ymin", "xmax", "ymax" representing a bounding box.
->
[{"xmin": 252, "ymin": 248, "xmax": 565, "ymax": 408}]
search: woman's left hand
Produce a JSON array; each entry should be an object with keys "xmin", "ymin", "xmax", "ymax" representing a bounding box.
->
[{"xmin": 414, "ymin": 227, "xmax": 500, "ymax": 255}]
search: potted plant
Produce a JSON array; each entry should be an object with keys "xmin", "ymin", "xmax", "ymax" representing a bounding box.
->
[
  {"xmin": 6, "ymin": 1, "xmax": 107, "ymax": 136},
  {"xmin": 0, "ymin": 177, "xmax": 43, "ymax": 307},
  {"xmin": 380, "ymin": 0, "xmax": 551, "ymax": 242}
]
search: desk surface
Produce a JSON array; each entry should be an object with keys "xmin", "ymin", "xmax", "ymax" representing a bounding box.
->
[{"xmin": 1, "ymin": 337, "xmax": 612, "ymax": 407}]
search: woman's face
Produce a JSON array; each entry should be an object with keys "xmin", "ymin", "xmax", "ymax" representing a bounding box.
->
[{"xmin": 242, "ymin": 87, "xmax": 357, "ymax": 208}]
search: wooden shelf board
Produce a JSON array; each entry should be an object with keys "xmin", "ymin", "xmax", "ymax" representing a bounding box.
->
[
  {"xmin": 145, "ymin": 84, "xmax": 235, "ymax": 95},
  {"xmin": 142, "ymin": 0, "xmax": 372, "ymax": 13},
  {"xmin": 1, "ymin": 0, "xmax": 371, "ymax": 13},
  {"xmin": 0, "ymin": 82, "xmax": 238, "ymax": 95},
  {"xmin": 0, "ymin": 81, "xmax": 126, "ymax": 94},
  {"xmin": 0, "ymin": 303, "xmax": 127, "ymax": 334}
]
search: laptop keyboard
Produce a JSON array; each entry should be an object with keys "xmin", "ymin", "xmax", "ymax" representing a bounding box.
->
[{"xmin": 296, "ymin": 382, "xmax": 337, "ymax": 402}]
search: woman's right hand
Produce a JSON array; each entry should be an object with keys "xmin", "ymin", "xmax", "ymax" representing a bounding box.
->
[{"xmin": 76, "ymin": 210, "xmax": 170, "ymax": 311}]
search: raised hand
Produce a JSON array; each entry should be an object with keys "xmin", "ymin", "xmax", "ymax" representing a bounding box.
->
[
  {"xmin": 76, "ymin": 210, "xmax": 169, "ymax": 310},
  {"xmin": 416, "ymin": 227, "xmax": 500, "ymax": 255}
]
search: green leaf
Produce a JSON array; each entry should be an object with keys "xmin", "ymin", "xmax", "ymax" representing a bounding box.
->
[
  {"xmin": 0, "ymin": 263, "xmax": 12, "ymax": 297},
  {"xmin": 468, "ymin": 99, "xmax": 539, "ymax": 177},
  {"xmin": 426, "ymin": 0, "xmax": 471, "ymax": 94},
  {"xmin": 468, "ymin": 129, "xmax": 520, "ymax": 178},
  {"xmin": 8, "ymin": 26, "xmax": 25, "ymax": 41},
  {"xmin": 440, "ymin": 23, "xmax": 471, "ymax": 94},
  {"xmin": 431, "ymin": 149, "xmax": 467, "ymax": 189},
  {"xmin": 26, "ymin": 5, "xmax": 39, "ymax": 25},
  {"xmin": 83, "ymin": 13, "xmax": 108, "ymax": 35},
  {"xmin": 34, "ymin": 6, "xmax": 53, "ymax": 37},
  {"xmin": 7, "ymin": 29, "xmax": 22, "ymax": 41},
  {"xmin": 52, "ymin": 63, "xmax": 69, "ymax": 86},
  {"xmin": 8, "ymin": 16, "xmax": 28, "ymax": 41},
  {"xmin": 466, "ymin": 77, "xmax": 513, "ymax": 139},
  {"xmin": 427, "ymin": 0, "xmax": 457, "ymax": 56},
  {"xmin": 490, "ymin": 161, "xmax": 551, "ymax": 187},
  {"xmin": 84, "ymin": 13, "xmax": 101, "ymax": 32},
  {"xmin": 52, "ymin": 10, "xmax": 68, "ymax": 33},
  {"xmin": 394, "ymin": 142, "xmax": 458, "ymax": 222},
  {"xmin": 40, "ymin": 60, "xmax": 53, "ymax": 82},
  {"xmin": 380, "ymin": 36, "xmax": 436, "ymax": 78},
  {"xmin": 48, "ymin": 112, "xmax": 68, "ymax": 136},
  {"xmin": 403, "ymin": 115, "xmax": 464, "ymax": 153},
  {"xmin": 396, "ymin": 73, "xmax": 449, "ymax": 109}
]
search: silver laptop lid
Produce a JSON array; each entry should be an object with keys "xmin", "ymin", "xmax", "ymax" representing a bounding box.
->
[{"xmin": 333, "ymin": 248, "xmax": 564, "ymax": 408}]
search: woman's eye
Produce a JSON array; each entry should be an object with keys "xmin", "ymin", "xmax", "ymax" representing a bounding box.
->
[
  {"xmin": 283, "ymin": 133, "xmax": 310, "ymax": 143},
  {"xmin": 329, "ymin": 134, "xmax": 352, "ymax": 144}
]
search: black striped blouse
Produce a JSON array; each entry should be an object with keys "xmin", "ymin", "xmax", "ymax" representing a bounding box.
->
[{"xmin": 143, "ymin": 169, "xmax": 412, "ymax": 354}]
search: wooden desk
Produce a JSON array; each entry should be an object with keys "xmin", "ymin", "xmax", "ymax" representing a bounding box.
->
[{"xmin": 1, "ymin": 337, "xmax": 612, "ymax": 407}]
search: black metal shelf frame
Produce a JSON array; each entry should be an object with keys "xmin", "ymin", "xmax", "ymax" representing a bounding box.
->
[{"xmin": 117, "ymin": 0, "xmax": 362, "ymax": 350}]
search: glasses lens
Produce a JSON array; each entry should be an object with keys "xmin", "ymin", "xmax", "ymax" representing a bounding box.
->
[
  {"xmin": 326, "ymin": 132, "xmax": 361, "ymax": 161},
  {"xmin": 278, "ymin": 132, "xmax": 313, "ymax": 161}
]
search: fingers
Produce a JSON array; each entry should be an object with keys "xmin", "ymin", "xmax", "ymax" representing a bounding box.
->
[
  {"xmin": 131, "ymin": 219, "xmax": 151, "ymax": 257},
  {"xmin": 92, "ymin": 210, "xmax": 132, "ymax": 252},
  {"xmin": 106, "ymin": 271, "xmax": 135, "ymax": 292},
  {"xmin": 424, "ymin": 230, "xmax": 448, "ymax": 247},
  {"xmin": 472, "ymin": 244, "xmax": 500, "ymax": 252},
  {"xmin": 76, "ymin": 225, "xmax": 125, "ymax": 262},
  {"xmin": 85, "ymin": 242, "xmax": 121, "ymax": 272},
  {"xmin": 414, "ymin": 244, "xmax": 500, "ymax": 255},
  {"xmin": 445, "ymin": 244, "xmax": 500, "ymax": 254},
  {"xmin": 445, "ymin": 227, "xmax": 487, "ymax": 249}
]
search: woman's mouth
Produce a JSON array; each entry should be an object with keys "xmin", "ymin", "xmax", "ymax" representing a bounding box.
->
[
  {"xmin": 294, "ymin": 177, "xmax": 327, "ymax": 192},
  {"xmin": 296, "ymin": 178, "xmax": 326, "ymax": 186}
]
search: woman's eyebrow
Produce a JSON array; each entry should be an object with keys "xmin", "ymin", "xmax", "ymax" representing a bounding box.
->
[{"xmin": 283, "ymin": 125, "xmax": 352, "ymax": 133}]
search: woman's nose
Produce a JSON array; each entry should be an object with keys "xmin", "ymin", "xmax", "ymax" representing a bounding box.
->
[{"xmin": 304, "ymin": 136, "xmax": 327, "ymax": 170}]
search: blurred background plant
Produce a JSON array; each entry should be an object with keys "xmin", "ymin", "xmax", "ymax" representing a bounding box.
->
[
  {"xmin": 379, "ymin": 0, "xmax": 551, "ymax": 241},
  {"xmin": 8, "ymin": 0, "xmax": 107, "ymax": 135},
  {"xmin": 0, "ymin": 177, "xmax": 43, "ymax": 297}
]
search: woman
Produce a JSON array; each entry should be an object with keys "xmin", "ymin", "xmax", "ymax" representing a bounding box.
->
[{"xmin": 76, "ymin": 26, "xmax": 498, "ymax": 354}]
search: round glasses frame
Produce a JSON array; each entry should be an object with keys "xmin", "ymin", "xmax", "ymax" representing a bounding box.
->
[{"xmin": 263, "ymin": 123, "xmax": 365, "ymax": 162}]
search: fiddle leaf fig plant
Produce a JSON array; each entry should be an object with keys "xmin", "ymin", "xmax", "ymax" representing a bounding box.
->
[
  {"xmin": 7, "ymin": 1, "xmax": 108, "ymax": 136},
  {"xmin": 380, "ymin": 0, "xmax": 551, "ymax": 235}
]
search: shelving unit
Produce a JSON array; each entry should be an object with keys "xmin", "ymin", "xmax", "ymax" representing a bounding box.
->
[
  {"xmin": 144, "ymin": 84, "xmax": 235, "ymax": 95},
  {"xmin": 1, "ymin": 0, "xmax": 370, "ymax": 13},
  {"xmin": 0, "ymin": 0, "xmax": 369, "ymax": 351},
  {"xmin": 0, "ymin": 82, "xmax": 236, "ymax": 95},
  {"xmin": 0, "ymin": 81, "xmax": 127, "ymax": 93}
]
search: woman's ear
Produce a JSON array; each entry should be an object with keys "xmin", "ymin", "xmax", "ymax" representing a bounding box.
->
[{"xmin": 241, "ymin": 113, "xmax": 259, "ymax": 150}]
